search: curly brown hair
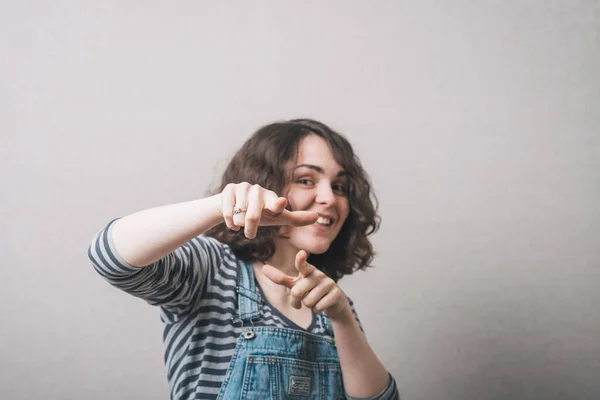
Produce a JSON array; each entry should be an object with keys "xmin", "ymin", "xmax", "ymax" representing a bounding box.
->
[{"xmin": 205, "ymin": 118, "xmax": 380, "ymax": 282}]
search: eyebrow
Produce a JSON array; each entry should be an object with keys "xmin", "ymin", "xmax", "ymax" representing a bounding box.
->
[{"xmin": 293, "ymin": 164, "xmax": 347, "ymax": 177}]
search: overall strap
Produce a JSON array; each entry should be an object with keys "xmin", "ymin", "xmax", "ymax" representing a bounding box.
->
[{"xmin": 236, "ymin": 260, "xmax": 261, "ymax": 322}]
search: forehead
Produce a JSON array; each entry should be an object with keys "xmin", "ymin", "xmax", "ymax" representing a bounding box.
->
[{"xmin": 293, "ymin": 135, "xmax": 343, "ymax": 171}]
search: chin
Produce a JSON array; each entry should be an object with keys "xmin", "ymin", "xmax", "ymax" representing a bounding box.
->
[
  {"xmin": 293, "ymin": 238, "xmax": 333, "ymax": 255},
  {"xmin": 306, "ymin": 244, "xmax": 330, "ymax": 255}
]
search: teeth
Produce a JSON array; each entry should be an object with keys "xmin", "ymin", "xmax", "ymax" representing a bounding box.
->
[{"xmin": 317, "ymin": 216, "xmax": 331, "ymax": 225}]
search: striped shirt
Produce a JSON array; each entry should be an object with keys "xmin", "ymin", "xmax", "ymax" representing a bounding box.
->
[{"xmin": 88, "ymin": 218, "xmax": 399, "ymax": 399}]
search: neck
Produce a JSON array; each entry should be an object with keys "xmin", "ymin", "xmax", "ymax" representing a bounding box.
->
[{"xmin": 264, "ymin": 237, "xmax": 307, "ymax": 277}]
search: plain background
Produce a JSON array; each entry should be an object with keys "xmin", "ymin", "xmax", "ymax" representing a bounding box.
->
[{"xmin": 1, "ymin": 1, "xmax": 599, "ymax": 399}]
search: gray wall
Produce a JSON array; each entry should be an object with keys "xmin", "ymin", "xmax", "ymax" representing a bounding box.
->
[{"xmin": 2, "ymin": 1, "xmax": 599, "ymax": 399}]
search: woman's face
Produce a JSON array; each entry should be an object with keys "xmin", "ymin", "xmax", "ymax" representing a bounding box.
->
[{"xmin": 279, "ymin": 134, "xmax": 351, "ymax": 255}]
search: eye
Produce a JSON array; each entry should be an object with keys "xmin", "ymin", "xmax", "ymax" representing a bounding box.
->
[
  {"xmin": 297, "ymin": 179, "xmax": 314, "ymax": 185},
  {"xmin": 333, "ymin": 184, "xmax": 348, "ymax": 194}
]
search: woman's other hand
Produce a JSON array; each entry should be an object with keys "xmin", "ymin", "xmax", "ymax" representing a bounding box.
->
[
  {"xmin": 218, "ymin": 182, "xmax": 318, "ymax": 239},
  {"xmin": 261, "ymin": 250, "xmax": 351, "ymax": 321}
]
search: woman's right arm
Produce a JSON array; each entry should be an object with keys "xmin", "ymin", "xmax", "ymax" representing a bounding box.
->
[
  {"xmin": 110, "ymin": 182, "xmax": 318, "ymax": 268},
  {"xmin": 110, "ymin": 194, "xmax": 223, "ymax": 268},
  {"xmin": 88, "ymin": 185, "xmax": 318, "ymax": 319},
  {"xmin": 87, "ymin": 194, "xmax": 230, "ymax": 321}
]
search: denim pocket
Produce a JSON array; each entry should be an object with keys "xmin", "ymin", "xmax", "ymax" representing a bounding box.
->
[{"xmin": 240, "ymin": 355, "xmax": 345, "ymax": 399}]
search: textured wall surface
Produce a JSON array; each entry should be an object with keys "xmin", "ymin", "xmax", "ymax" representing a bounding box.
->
[{"xmin": 1, "ymin": 1, "xmax": 599, "ymax": 399}]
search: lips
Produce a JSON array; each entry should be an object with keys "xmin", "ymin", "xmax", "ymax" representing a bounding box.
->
[{"xmin": 315, "ymin": 212, "xmax": 336, "ymax": 226}]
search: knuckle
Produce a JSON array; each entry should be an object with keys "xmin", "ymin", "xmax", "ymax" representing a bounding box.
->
[
  {"xmin": 291, "ymin": 287, "xmax": 303, "ymax": 298},
  {"xmin": 226, "ymin": 221, "xmax": 238, "ymax": 230},
  {"xmin": 245, "ymin": 214, "xmax": 260, "ymax": 223},
  {"xmin": 233, "ymin": 183, "xmax": 247, "ymax": 194}
]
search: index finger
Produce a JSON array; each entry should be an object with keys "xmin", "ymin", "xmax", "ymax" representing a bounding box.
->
[
  {"xmin": 295, "ymin": 250, "xmax": 316, "ymax": 277},
  {"xmin": 279, "ymin": 210, "xmax": 319, "ymax": 227}
]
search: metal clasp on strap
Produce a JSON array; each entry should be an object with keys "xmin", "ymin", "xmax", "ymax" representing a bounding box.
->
[{"xmin": 231, "ymin": 314, "xmax": 258, "ymax": 340}]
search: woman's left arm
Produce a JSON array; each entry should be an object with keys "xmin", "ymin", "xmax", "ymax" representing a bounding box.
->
[
  {"xmin": 330, "ymin": 304, "xmax": 398, "ymax": 399},
  {"xmin": 262, "ymin": 250, "xmax": 399, "ymax": 399}
]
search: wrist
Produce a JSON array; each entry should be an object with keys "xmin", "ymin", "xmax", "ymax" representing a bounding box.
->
[
  {"xmin": 197, "ymin": 194, "xmax": 225, "ymax": 229},
  {"xmin": 327, "ymin": 301, "xmax": 353, "ymax": 324},
  {"xmin": 210, "ymin": 193, "xmax": 223, "ymax": 218}
]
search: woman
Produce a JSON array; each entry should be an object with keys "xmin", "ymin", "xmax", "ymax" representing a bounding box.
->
[{"xmin": 88, "ymin": 119, "xmax": 400, "ymax": 399}]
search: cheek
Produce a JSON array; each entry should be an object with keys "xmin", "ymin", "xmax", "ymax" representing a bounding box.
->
[
  {"xmin": 287, "ymin": 191, "xmax": 314, "ymax": 210},
  {"xmin": 339, "ymin": 199, "xmax": 351, "ymax": 221}
]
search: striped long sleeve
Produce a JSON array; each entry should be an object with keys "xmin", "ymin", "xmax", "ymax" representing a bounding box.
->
[{"xmin": 88, "ymin": 218, "xmax": 225, "ymax": 322}]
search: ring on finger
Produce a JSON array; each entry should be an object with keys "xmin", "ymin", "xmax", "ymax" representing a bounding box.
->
[{"xmin": 233, "ymin": 204, "xmax": 245, "ymax": 215}]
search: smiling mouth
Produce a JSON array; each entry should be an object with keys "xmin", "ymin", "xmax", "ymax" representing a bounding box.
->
[{"xmin": 316, "ymin": 216, "xmax": 334, "ymax": 226}]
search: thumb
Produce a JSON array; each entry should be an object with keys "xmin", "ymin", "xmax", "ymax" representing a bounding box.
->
[{"xmin": 261, "ymin": 264, "xmax": 298, "ymax": 289}]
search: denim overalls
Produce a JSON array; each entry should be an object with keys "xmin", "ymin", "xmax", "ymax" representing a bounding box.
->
[{"xmin": 216, "ymin": 260, "xmax": 346, "ymax": 399}]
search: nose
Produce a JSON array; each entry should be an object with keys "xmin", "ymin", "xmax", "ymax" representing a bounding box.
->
[{"xmin": 315, "ymin": 182, "xmax": 337, "ymax": 206}]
